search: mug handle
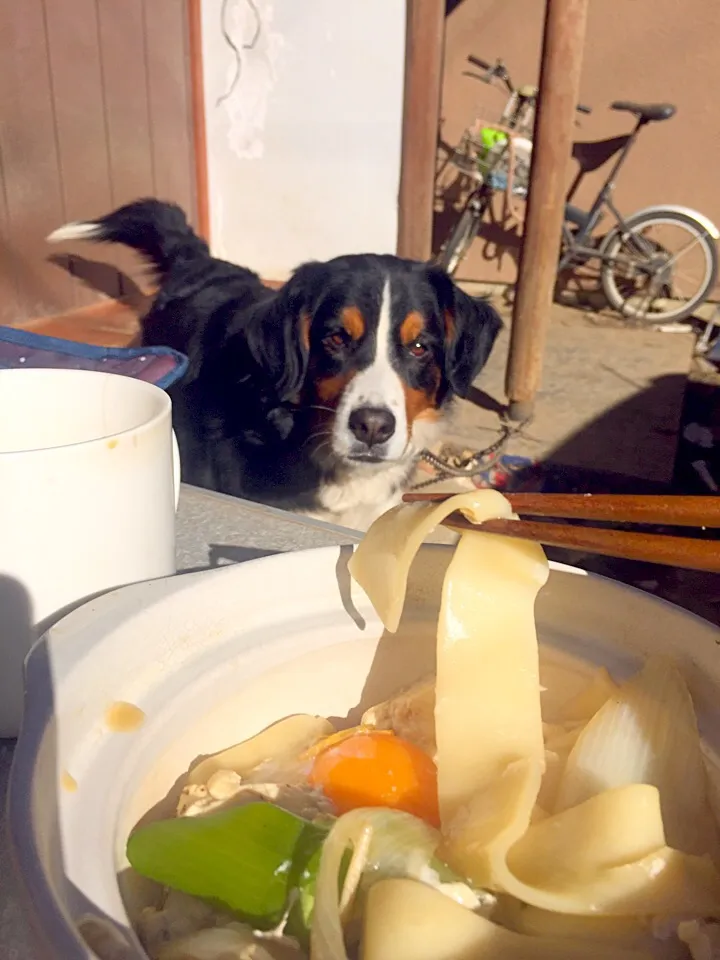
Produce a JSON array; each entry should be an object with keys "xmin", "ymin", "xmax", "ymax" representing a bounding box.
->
[{"xmin": 171, "ymin": 430, "xmax": 181, "ymax": 510}]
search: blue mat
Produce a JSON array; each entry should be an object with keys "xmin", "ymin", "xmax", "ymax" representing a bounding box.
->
[{"xmin": 0, "ymin": 325, "xmax": 188, "ymax": 391}]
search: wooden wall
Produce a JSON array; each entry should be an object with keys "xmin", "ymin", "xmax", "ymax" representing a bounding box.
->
[{"xmin": 0, "ymin": 0, "xmax": 198, "ymax": 326}]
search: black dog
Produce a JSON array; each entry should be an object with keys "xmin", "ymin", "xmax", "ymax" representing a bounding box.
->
[{"xmin": 48, "ymin": 199, "xmax": 501, "ymax": 529}]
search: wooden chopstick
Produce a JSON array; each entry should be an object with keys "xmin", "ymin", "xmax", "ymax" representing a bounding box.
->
[
  {"xmin": 401, "ymin": 493, "xmax": 720, "ymax": 573},
  {"xmin": 442, "ymin": 514, "xmax": 720, "ymax": 573},
  {"xmin": 402, "ymin": 493, "xmax": 720, "ymax": 528}
]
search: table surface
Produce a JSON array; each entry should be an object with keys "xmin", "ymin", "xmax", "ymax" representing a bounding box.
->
[{"xmin": 0, "ymin": 483, "xmax": 359, "ymax": 958}]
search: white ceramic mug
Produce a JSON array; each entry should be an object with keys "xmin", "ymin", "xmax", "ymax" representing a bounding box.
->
[{"xmin": 0, "ymin": 368, "xmax": 180, "ymax": 737}]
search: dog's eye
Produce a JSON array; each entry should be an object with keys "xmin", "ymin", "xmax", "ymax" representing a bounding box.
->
[
  {"xmin": 323, "ymin": 332, "xmax": 347, "ymax": 350},
  {"xmin": 408, "ymin": 340, "xmax": 428, "ymax": 358}
]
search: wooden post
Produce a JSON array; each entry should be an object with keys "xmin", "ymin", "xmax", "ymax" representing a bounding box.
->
[
  {"xmin": 187, "ymin": 0, "xmax": 211, "ymax": 242},
  {"xmin": 396, "ymin": 0, "xmax": 446, "ymax": 261},
  {"xmin": 505, "ymin": 0, "xmax": 589, "ymax": 421}
]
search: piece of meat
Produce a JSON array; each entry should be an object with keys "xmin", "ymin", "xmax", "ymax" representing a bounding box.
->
[
  {"xmin": 177, "ymin": 775, "xmax": 334, "ymax": 820},
  {"xmin": 677, "ymin": 919, "xmax": 720, "ymax": 960},
  {"xmin": 156, "ymin": 924, "xmax": 303, "ymax": 960},
  {"xmin": 137, "ymin": 891, "xmax": 225, "ymax": 957},
  {"xmin": 361, "ymin": 677, "xmax": 436, "ymax": 755}
]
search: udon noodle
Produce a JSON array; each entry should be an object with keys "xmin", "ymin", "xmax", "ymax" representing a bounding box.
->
[{"xmin": 126, "ymin": 491, "xmax": 720, "ymax": 960}]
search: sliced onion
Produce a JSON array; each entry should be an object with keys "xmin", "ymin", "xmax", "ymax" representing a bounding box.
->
[
  {"xmin": 553, "ymin": 667, "xmax": 619, "ymax": 724},
  {"xmin": 555, "ymin": 656, "xmax": 720, "ymax": 861},
  {"xmin": 310, "ymin": 808, "xmax": 443, "ymax": 960}
]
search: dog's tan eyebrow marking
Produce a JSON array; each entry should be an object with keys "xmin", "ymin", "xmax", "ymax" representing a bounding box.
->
[
  {"xmin": 341, "ymin": 306, "xmax": 366, "ymax": 341},
  {"xmin": 399, "ymin": 311, "xmax": 425, "ymax": 345}
]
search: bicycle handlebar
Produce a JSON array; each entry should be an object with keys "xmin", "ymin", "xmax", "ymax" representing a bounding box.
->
[
  {"xmin": 467, "ymin": 54, "xmax": 492, "ymax": 72},
  {"xmin": 467, "ymin": 54, "xmax": 592, "ymax": 114}
]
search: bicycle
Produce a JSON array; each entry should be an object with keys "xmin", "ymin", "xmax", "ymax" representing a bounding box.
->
[{"xmin": 437, "ymin": 55, "xmax": 720, "ymax": 324}]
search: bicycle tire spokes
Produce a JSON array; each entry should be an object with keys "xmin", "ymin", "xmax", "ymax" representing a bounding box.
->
[{"xmin": 604, "ymin": 216, "xmax": 715, "ymax": 323}]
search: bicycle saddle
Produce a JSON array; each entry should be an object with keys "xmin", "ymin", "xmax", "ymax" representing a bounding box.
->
[{"xmin": 611, "ymin": 101, "xmax": 676, "ymax": 122}]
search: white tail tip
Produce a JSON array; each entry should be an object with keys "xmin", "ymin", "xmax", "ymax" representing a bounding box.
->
[{"xmin": 46, "ymin": 221, "xmax": 102, "ymax": 244}]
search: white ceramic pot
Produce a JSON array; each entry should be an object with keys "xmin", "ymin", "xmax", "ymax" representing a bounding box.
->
[
  {"xmin": 8, "ymin": 546, "xmax": 720, "ymax": 959},
  {"xmin": 0, "ymin": 368, "xmax": 180, "ymax": 737}
]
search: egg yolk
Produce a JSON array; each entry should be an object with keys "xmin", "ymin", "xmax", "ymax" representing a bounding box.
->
[{"xmin": 309, "ymin": 730, "xmax": 440, "ymax": 826}]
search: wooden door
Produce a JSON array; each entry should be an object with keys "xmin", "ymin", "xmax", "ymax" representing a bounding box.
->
[{"xmin": 0, "ymin": 0, "xmax": 198, "ymax": 326}]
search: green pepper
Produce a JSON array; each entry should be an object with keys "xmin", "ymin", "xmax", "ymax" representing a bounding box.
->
[{"xmin": 127, "ymin": 802, "xmax": 329, "ymax": 931}]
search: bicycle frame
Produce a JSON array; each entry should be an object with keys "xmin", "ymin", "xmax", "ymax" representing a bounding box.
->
[
  {"xmin": 559, "ymin": 118, "xmax": 649, "ymax": 270},
  {"xmin": 442, "ymin": 55, "xmax": 720, "ymax": 322}
]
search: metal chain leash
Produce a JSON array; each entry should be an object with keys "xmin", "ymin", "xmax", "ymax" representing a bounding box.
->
[{"xmin": 410, "ymin": 417, "xmax": 530, "ymax": 491}]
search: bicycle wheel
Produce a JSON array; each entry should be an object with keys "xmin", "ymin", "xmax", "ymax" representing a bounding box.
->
[
  {"xmin": 600, "ymin": 209, "xmax": 718, "ymax": 323},
  {"xmin": 438, "ymin": 198, "xmax": 486, "ymax": 276}
]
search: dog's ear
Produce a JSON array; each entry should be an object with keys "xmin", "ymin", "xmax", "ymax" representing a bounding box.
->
[
  {"xmin": 250, "ymin": 261, "xmax": 330, "ymax": 402},
  {"xmin": 425, "ymin": 265, "xmax": 502, "ymax": 397}
]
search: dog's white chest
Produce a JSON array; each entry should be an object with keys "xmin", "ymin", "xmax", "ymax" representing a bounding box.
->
[{"xmin": 309, "ymin": 461, "xmax": 412, "ymax": 531}]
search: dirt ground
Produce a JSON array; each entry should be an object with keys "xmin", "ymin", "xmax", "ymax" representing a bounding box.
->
[{"xmin": 443, "ymin": 296, "xmax": 696, "ymax": 482}]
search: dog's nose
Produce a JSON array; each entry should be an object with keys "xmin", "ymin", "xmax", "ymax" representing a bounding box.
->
[{"xmin": 348, "ymin": 406, "xmax": 396, "ymax": 447}]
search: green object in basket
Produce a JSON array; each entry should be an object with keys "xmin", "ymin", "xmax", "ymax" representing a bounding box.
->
[
  {"xmin": 476, "ymin": 127, "xmax": 508, "ymax": 175},
  {"xmin": 479, "ymin": 127, "xmax": 507, "ymax": 154}
]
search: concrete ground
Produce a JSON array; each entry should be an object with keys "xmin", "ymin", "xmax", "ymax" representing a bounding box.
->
[{"xmin": 440, "ymin": 297, "xmax": 696, "ymax": 485}]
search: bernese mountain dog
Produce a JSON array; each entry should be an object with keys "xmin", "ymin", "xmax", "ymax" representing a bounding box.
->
[{"xmin": 48, "ymin": 200, "xmax": 502, "ymax": 530}]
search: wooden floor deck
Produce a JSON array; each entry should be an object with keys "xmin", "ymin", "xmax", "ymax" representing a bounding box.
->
[{"xmin": 11, "ymin": 279, "xmax": 285, "ymax": 349}]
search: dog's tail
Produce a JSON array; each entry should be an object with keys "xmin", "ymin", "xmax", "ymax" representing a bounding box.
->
[{"xmin": 46, "ymin": 198, "xmax": 209, "ymax": 279}]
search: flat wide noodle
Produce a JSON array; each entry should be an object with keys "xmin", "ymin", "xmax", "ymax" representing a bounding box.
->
[
  {"xmin": 362, "ymin": 879, "xmax": 652, "ymax": 960},
  {"xmin": 435, "ymin": 529, "xmax": 548, "ymax": 824},
  {"xmin": 187, "ymin": 715, "xmax": 333, "ymax": 785},
  {"xmin": 350, "ymin": 491, "xmax": 720, "ymax": 920},
  {"xmin": 556, "ymin": 656, "xmax": 720, "ymax": 863},
  {"xmin": 500, "ymin": 902, "xmax": 651, "ymax": 944},
  {"xmin": 348, "ymin": 489, "xmax": 514, "ymax": 634}
]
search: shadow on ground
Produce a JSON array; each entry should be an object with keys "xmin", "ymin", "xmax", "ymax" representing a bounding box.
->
[
  {"xmin": 494, "ymin": 371, "xmax": 720, "ymax": 626},
  {"xmin": 539, "ymin": 373, "xmax": 688, "ymax": 492}
]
